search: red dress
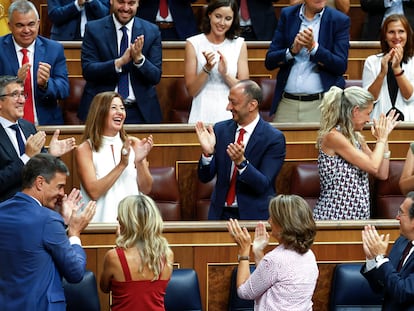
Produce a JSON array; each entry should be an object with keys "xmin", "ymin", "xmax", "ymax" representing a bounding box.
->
[{"xmin": 110, "ymin": 248, "xmax": 169, "ymax": 311}]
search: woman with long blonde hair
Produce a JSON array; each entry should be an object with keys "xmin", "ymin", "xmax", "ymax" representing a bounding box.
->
[
  {"xmin": 100, "ymin": 194, "xmax": 174, "ymax": 311},
  {"xmin": 314, "ymin": 86, "xmax": 398, "ymax": 220}
]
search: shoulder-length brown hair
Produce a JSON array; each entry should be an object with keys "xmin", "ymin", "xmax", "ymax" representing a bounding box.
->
[
  {"xmin": 380, "ymin": 14, "xmax": 414, "ymax": 63},
  {"xmin": 81, "ymin": 91, "xmax": 127, "ymax": 151},
  {"xmin": 269, "ymin": 194, "xmax": 316, "ymax": 254},
  {"xmin": 201, "ymin": 0, "xmax": 240, "ymax": 39}
]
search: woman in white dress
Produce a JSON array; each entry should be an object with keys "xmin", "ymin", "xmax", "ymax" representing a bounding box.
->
[
  {"xmin": 362, "ymin": 14, "xmax": 414, "ymax": 121},
  {"xmin": 75, "ymin": 91, "xmax": 153, "ymax": 222},
  {"xmin": 185, "ymin": 0, "xmax": 249, "ymax": 124}
]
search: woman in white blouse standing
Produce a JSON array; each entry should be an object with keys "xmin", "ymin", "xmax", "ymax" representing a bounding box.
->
[{"xmin": 362, "ymin": 14, "xmax": 414, "ymax": 121}]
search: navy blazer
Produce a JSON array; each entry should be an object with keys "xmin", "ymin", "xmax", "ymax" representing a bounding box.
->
[
  {"xmin": 198, "ymin": 118, "xmax": 286, "ymax": 220},
  {"xmin": 242, "ymin": 0, "xmax": 278, "ymax": 40},
  {"xmin": 48, "ymin": 0, "xmax": 110, "ymax": 41},
  {"xmin": 362, "ymin": 236, "xmax": 414, "ymax": 310},
  {"xmin": 80, "ymin": 15, "xmax": 163, "ymax": 123},
  {"xmin": 0, "ymin": 192, "xmax": 87, "ymax": 311},
  {"xmin": 0, "ymin": 35, "xmax": 69, "ymax": 125},
  {"xmin": 136, "ymin": 0, "xmax": 198, "ymax": 40},
  {"xmin": 264, "ymin": 5, "xmax": 350, "ymax": 115},
  {"xmin": 0, "ymin": 119, "xmax": 42, "ymax": 202}
]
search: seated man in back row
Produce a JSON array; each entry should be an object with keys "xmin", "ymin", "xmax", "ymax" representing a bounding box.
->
[{"xmin": 195, "ymin": 80, "xmax": 286, "ymax": 220}]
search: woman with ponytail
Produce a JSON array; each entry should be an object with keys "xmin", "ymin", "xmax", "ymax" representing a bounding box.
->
[{"xmin": 314, "ymin": 86, "xmax": 399, "ymax": 220}]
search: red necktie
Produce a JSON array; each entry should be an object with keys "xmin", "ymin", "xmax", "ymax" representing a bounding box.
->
[
  {"xmin": 397, "ymin": 241, "xmax": 413, "ymax": 272},
  {"xmin": 226, "ymin": 128, "xmax": 246, "ymax": 206},
  {"xmin": 240, "ymin": 0, "xmax": 250, "ymax": 21},
  {"xmin": 21, "ymin": 48, "xmax": 34, "ymax": 123},
  {"xmin": 159, "ymin": 0, "xmax": 168, "ymax": 19}
]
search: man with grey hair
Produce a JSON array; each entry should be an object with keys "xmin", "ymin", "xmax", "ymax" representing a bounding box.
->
[
  {"xmin": 361, "ymin": 192, "xmax": 414, "ymax": 310},
  {"xmin": 0, "ymin": 0, "xmax": 69, "ymax": 125}
]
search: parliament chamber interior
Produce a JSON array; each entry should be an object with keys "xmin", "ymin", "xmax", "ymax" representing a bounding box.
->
[{"xmin": 19, "ymin": 0, "xmax": 413, "ymax": 309}]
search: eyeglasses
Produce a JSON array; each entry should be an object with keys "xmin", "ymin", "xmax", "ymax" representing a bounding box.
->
[
  {"xmin": 397, "ymin": 209, "xmax": 407, "ymax": 217},
  {"xmin": 0, "ymin": 91, "xmax": 27, "ymax": 100}
]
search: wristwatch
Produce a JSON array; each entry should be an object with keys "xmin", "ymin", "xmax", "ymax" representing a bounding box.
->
[
  {"xmin": 375, "ymin": 254, "xmax": 386, "ymax": 262},
  {"xmin": 237, "ymin": 255, "xmax": 249, "ymax": 262},
  {"xmin": 236, "ymin": 159, "xmax": 248, "ymax": 170}
]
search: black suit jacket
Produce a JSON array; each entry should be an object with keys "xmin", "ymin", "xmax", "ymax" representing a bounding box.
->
[
  {"xmin": 242, "ymin": 0, "xmax": 278, "ymax": 40},
  {"xmin": 360, "ymin": 0, "xmax": 414, "ymax": 40},
  {"xmin": 136, "ymin": 0, "xmax": 198, "ymax": 40},
  {"xmin": 0, "ymin": 119, "xmax": 38, "ymax": 202}
]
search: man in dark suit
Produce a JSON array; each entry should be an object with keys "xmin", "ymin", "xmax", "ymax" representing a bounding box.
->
[
  {"xmin": 237, "ymin": 0, "xmax": 279, "ymax": 41},
  {"xmin": 0, "ymin": 153, "xmax": 96, "ymax": 311},
  {"xmin": 195, "ymin": 80, "xmax": 286, "ymax": 220},
  {"xmin": 361, "ymin": 192, "xmax": 414, "ymax": 310},
  {"xmin": 48, "ymin": 0, "xmax": 110, "ymax": 41},
  {"xmin": 0, "ymin": 75, "xmax": 76, "ymax": 202},
  {"xmin": 136, "ymin": 0, "xmax": 199, "ymax": 40},
  {"xmin": 79, "ymin": 0, "xmax": 163, "ymax": 123},
  {"xmin": 265, "ymin": 0, "xmax": 350, "ymax": 122},
  {"xmin": 360, "ymin": 0, "xmax": 414, "ymax": 40},
  {"xmin": 0, "ymin": 0, "xmax": 70, "ymax": 125}
]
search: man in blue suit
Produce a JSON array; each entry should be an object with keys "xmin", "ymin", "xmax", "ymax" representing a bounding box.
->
[
  {"xmin": 136, "ymin": 0, "xmax": 198, "ymax": 41},
  {"xmin": 79, "ymin": 0, "xmax": 163, "ymax": 123},
  {"xmin": 265, "ymin": 0, "xmax": 350, "ymax": 122},
  {"xmin": 195, "ymin": 80, "xmax": 286, "ymax": 220},
  {"xmin": 0, "ymin": 76, "xmax": 76, "ymax": 202},
  {"xmin": 361, "ymin": 192, "xmax": 414, "ymax": 310},
  {"xmin": 0, "ymin": 0, "xmax": 70, "ymax": 125},
  {"xmin": 48, "ymin": 0, "xmax": 110, "ymax": 41},
  {"xmin": 0, "ymin": 153, "xmax": 96, "ymax": 311}
]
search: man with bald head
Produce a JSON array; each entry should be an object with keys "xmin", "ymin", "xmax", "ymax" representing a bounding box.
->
[{"xmin": 195, "ymin": 80, "xmax": 286, "ymax": 220}]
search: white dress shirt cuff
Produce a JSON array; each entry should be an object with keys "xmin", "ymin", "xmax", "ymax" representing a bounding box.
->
[
  {"xmin": 133, "ymin": 55, "xmax": 146, "ymax": 68},
  {"xmin": 69, "ymin": 236, "xmax": 82, "ymax": 246}
]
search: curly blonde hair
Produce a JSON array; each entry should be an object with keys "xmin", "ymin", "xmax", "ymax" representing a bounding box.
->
[{"xmin": 317, "ymin": 86, "xmax": 374, "ymax": 148}]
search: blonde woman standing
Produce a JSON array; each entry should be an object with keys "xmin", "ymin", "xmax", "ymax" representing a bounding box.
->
[
  {"xmin": 100, "ymin": 194, "xmax": 174, "ymax": 311},
  {"xmin": 314, "ymin": 86, "xmax": 398, "ymax": 220}
]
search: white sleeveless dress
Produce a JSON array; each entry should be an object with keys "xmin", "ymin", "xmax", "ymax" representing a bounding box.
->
[
  {"xmin": 187, "ymin": 34, "xmax": 244, "ymax": 124},
  {"xmin": 80, "ymin": 134, "xmax": 139, "ymax": 223}
]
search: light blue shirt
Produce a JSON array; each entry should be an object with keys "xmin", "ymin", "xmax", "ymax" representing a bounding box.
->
[
  {"xmin": 284, "ymin": 4, "xmax": 324, "ymax": 95},
  {"xmin": 383, "ymin": 0, "xmax": 405, "ymax": 22}
]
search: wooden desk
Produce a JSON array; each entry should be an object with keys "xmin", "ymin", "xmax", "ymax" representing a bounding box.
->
[
  {"xmin": 40, "ymin": 123, "xmax": 414, "ymax": 220},
  {"xmin": 83, "ymin": 219, "xmax": 400, "ymax": 311}
]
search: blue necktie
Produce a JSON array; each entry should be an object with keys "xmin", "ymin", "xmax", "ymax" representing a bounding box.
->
[
  {"xmin": 118, "ymin": 26, "xmax": 129, "ymax": 99},
  {"xmin": 9, "ymin": 123, "xmax": 25, "ymax": 156}
]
